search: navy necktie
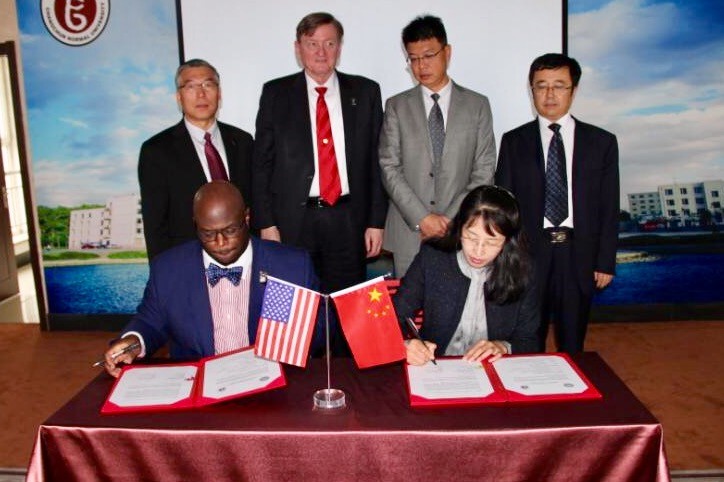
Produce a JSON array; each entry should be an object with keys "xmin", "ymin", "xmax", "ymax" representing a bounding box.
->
[
  {"xmin": 544, "ymin": 123, "xmax": 568, "ymax": 226},
  {"xmin": 206, "ymin": 263, "xmax": 243, "ymax": 287}
]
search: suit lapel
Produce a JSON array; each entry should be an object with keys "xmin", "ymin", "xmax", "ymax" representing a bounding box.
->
[
  {"xmin": 338, "ymin": 72, "xmax": 357, "ymax": 167},
  {"xmin": 172, "ymin": 121, "xmax": 207, "ymax": 184},
  {"xmin": 187, "ymin": 245, "xmax": 215, "ymax": 356},
  {"xmin": 407, "ymin": 85, "xmax": 435, "ymax": 166},
  {"xmin": 218, "ymin": 122, "xmax": 237, "ymax": 178},
  {"xmin": 443, "ymin": 82, "xmax": 466, "ymax": 161},
  {"xmin": 290, "ymin": 73, "xmax": 315, "ymax": 172},
  {"xmin": 248, "ymin": 237, "xmax": 266, "ymax": 343}
]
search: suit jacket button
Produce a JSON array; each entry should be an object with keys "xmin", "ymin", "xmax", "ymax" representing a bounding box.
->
[
  {"xmin": 429, "ymin": 172, "xmax": 434, "ymax": 177},
  {"xmin": 430, "ymin": 201, "xmax": 436, "ymax": 205}
]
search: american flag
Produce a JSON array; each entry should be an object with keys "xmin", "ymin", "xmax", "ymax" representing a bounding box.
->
[{"xmin": 254, "ymin": 276, "xmax": 320, "ymax": 368}]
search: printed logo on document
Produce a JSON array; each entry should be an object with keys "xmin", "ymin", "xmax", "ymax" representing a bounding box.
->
[{"xmin": 41, "ymin": 0, "xmax": 110, "ymax": 46}]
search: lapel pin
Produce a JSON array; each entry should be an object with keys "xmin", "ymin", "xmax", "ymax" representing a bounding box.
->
[
  {"xmin": 350, "ymin": 98, "xmax": 357, "ymax": 106},
  {"xmin": 259, "ymin": 270, "xmax": 268, "ymax": 283}
]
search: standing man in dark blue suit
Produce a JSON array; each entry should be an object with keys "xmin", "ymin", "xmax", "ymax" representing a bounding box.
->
[
  {"xmin": 252, "ymin": 12, "xmax": 387, "ymax": 354},
  {"xmin": 139, "ymin": 58, "xmax": 253, "ymax": 259},
  {"xmin": 103, "ymin": 182, "xmax": 319, "ymax": 377},
  {"xmin": 495, "ymin": 53, "xmax": 619, "ymax": 354}
]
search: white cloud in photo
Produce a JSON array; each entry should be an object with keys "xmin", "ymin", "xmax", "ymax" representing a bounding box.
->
[{"xmin": 569, "ymin": 0, "xmax": 723, "ymax": 207}]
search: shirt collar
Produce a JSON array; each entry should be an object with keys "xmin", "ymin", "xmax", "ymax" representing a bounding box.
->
[
  {"xmin": 421, "ymin": 77, "xmax": 452, "ymax": 98},
  {"xmin": 305, "ymin": 71, "xmax": 339, "ymax": 97},
  {"xmin": 202, "ymin": 239, "xmax": 253, "ymax": 272},
  {"xmin": 537, "ymin": 112, "xmax": 574, "ymax": 133},
  {"xmin": 184, "ymin": 118, "xmax": 220, "ymax": 144}
]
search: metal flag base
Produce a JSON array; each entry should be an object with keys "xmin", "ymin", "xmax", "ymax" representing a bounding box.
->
[
  {"xmin": 313, "ymin": 388, "xmax": 346, "ymax": 409},
  {"xmin": 313, "ymin": 295, "xmax": 346, "ymax": 410}
]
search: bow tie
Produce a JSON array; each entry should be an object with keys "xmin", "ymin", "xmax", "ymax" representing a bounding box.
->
[{"xmin": 206, "ymin": 263, "xmax": 243, "ymax": 287}]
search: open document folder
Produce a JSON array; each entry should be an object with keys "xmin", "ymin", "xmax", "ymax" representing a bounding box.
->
[
  {"xmin": 101, "ymin": 347, "xmax": 285, "ymax": 414},
  {"xmin": 405, "ymin": 353, "xmax": 601, "ymax": 407}
]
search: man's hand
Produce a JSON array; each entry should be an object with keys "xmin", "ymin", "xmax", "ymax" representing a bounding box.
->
[
  {"xmin": 364, "ymin": 228, "xmax": 384, "ymax": 258},
  {"xmin": 260, "ymin": 226, "xmax": 281, "ymax": 242},
  {"xmin": 419, "ymin": 214, "xmax": 450, "ymax": 240},
  {"xmin": 594, "ymin": 271, "xmax": 614, "ymax": 289},
  {"xmin": 103, "ymin": 335, "xmax": 141, "ymax": 378}
]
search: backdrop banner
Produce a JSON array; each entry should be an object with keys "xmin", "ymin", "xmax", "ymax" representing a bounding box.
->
[{"xmin": 16, "ymin": 0, "xmax": 180, "ymax": 328}]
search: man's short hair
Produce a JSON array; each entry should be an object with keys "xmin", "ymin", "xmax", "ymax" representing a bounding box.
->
[
  {"xmin": 402, "ymin": 15, "xmax": 447, "ymax": 46},
  {"xmin": 175, "ymin": 58, "xmax": 220, "ymax": 89},
  {"xmin": 528, "ymin": 53, "xmax": 582, "ymax": 87},
  {"xmin": 296, "ymin": 12, "xmax": 344, "ymax": 41}
]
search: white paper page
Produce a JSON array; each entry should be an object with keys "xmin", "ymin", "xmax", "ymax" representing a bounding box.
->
[
  {"xmin": 202, "ymin": 349, "xmax": 282, "ymax": 400},
  {"xmin": 493, "ymin": 355, "xmax": 588, "ymax": 395},
  {"xmin": 109, "ymin": 365, "xmax": 197, "ymax": 407},
  {"xmin": 407, "ymin": 359, "xmax": 494, "ymax": 400}
]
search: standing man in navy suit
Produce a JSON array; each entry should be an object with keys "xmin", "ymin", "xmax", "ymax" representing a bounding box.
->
[
  {"xmin": 252, "ymin": 12, "xmax": 386, "ymax": 353},
  {"xmin": 139, "ymin": 58, "xmax": 253, "ymax": 259},
  {"xmin": 495, "ymin": 53, "xmax": 619, "ymax": 353},
  {"xmin": 103, "ymin": 182, "xmax": 319, "ymax": 377}
]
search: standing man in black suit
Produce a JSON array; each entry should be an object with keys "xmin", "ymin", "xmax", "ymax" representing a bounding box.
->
[
  {"xmin": 495, "ymin": 53, "xmax": 619, "ymax": 354},
  {"xmin": 139, "ymin": 58, "xmax": 253, "ymax": 259},
  {"xmin": 252, "ymin": 12, "xmax": 386, "ymax": 353}
]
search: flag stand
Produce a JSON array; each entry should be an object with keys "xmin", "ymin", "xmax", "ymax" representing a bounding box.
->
[{"xmin": 313, "ymin": 295, "xmax": 346, "ymax": 409}]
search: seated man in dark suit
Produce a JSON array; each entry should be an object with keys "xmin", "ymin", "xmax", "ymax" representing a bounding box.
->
[{"xmin": 103, "ymin": 181, "xmax": 319, "ymax": 377}]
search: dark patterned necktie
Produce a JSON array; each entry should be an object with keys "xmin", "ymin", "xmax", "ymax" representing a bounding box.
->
[
  {"xmin": 428, "ymin": 93, "xmax": 445, "ymax": 167},
  {"xmin": 206, "ymin": 263, "xmax": 242, "ymax": 287},
  {"xmin": 544, "ymin": 123, "xmax": 568, "ymax": 226},
  {"xmin": 204, "ymin": 132, "xmax": 229, "ymax": 181},
  {"xmin": 315, "ymin": 87, "xmax": 341, "ymax": 205}
]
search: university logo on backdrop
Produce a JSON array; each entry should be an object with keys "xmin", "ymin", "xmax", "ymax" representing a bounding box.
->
[{"xmin": 41, "ymin": 0, "xmax": 110, "ymax": 46}]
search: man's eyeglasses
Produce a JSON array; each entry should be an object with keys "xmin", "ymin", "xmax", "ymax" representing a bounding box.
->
[
  {"xmin": 532, "ymin": 84, "xmax": 573, "ymax": 96},
  {"xmin": 178, "ymin": 80, "xmax": 219, "ymax": 93},
  {"xmin": 406, "ymin": 46, "xmax": 446, "ymax": 66},
  {"xmin": 197, "ymin": 224, "xmax": 244, "ymax": 242},
  {"xmin": 300, "ymin": 39, "xmax": 339, "ymax": 51}
]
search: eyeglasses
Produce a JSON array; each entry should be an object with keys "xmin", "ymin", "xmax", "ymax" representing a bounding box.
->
[
  {"xmin": 460, "ymin": 235, "xmax": 505, "ymax": 251},
  {"xmin": 178, "ymin": 80, "xmax": 219, "ymax": 93},
  {"xmin": 406, "ymin": 46, "xmax": 446, "ymax": 66},
  {"xmin": 300, "ymin": 39, "xmax": 339, "ymax": 51},
  {"xmin": 197, "ymin": 223, "xmax": 244, "ymax": 242},
  {"xmin": 532, "ymin": 84, "xmax": 573, "ymax": 96}
]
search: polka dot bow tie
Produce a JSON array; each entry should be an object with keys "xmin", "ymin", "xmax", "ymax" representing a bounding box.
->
[{"xmin": 206, "ymin": 263, "xmax": 243, "ymax": 287}]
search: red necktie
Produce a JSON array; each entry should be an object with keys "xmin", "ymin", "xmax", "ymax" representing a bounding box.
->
[
  {"xmin": 204, "ymin": 132, "xmax": 229, "ymax": 181},
  {"xmin": 315, "ymin": 87, "xmax": 341, "ymax": 205}
]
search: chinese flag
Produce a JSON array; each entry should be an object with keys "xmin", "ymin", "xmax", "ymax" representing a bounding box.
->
[{"xmin": 330, "ymin": 276, "xmax": 406, "ymax": 368}]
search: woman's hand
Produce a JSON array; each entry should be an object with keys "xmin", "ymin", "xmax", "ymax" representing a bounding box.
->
[
  {"xmin": 463, "ymin": 340, "xmax": 508, "ymax": 363},
  {"xmin": 405, "ymin": 339, "xmax": 438, "ymax": 366}
]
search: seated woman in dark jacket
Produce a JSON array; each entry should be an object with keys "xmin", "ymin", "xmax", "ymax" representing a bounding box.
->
[{"xmin": 393, "ymin": 185, "xmax": 540, "ymax": 366}]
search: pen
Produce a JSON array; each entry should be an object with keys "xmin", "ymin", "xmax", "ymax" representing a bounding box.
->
[
  {"xmin": 92, "ymin": 342, "xmax": 141, "ymax": 368},
  {"xmin": 405, "ymin": 317, "xmax": 437, "ymax": 365}
]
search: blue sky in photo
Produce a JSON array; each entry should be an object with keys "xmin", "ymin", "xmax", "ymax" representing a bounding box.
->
[
  {"xmin": 568, "ymin": 0, "xmax": 723, "ymax": 205},
  {"xmin": 17, "ymin": 0, "xmax": 180, "ymax": 206}
]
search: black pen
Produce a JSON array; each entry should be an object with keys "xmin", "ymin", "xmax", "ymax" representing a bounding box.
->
[
  {"xmin": 405, "ymin": 317, "xmax": 437, "ymax": 365},
  {"xmin": 92, "ymin": 342, "xmax": 141, "ymax": 368}
]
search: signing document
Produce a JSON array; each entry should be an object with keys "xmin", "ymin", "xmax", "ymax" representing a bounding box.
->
[
  {"xmin": 102, "ymin": 347, "xmax": 286, "ymax": 413},
  {"xmin": 408, "ymin": 358, "xmax": 495, "ymax": 399},
  {"xmin": 405, "ymin": 354, "xmax": 600, "ymax": 407},
  {"xmin": 493, "ymin": 355, "xmax": 588, "ymax": 395}
]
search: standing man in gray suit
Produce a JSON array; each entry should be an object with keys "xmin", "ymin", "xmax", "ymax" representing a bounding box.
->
[{"xmin": 379, "ymin": 15, "xmax": 497, "ymax": 277}]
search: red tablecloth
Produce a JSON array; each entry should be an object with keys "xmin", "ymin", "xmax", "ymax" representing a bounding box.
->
[{"xmin": 27, "ymin": 353, "xmax": 669, "ymax": 481}]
